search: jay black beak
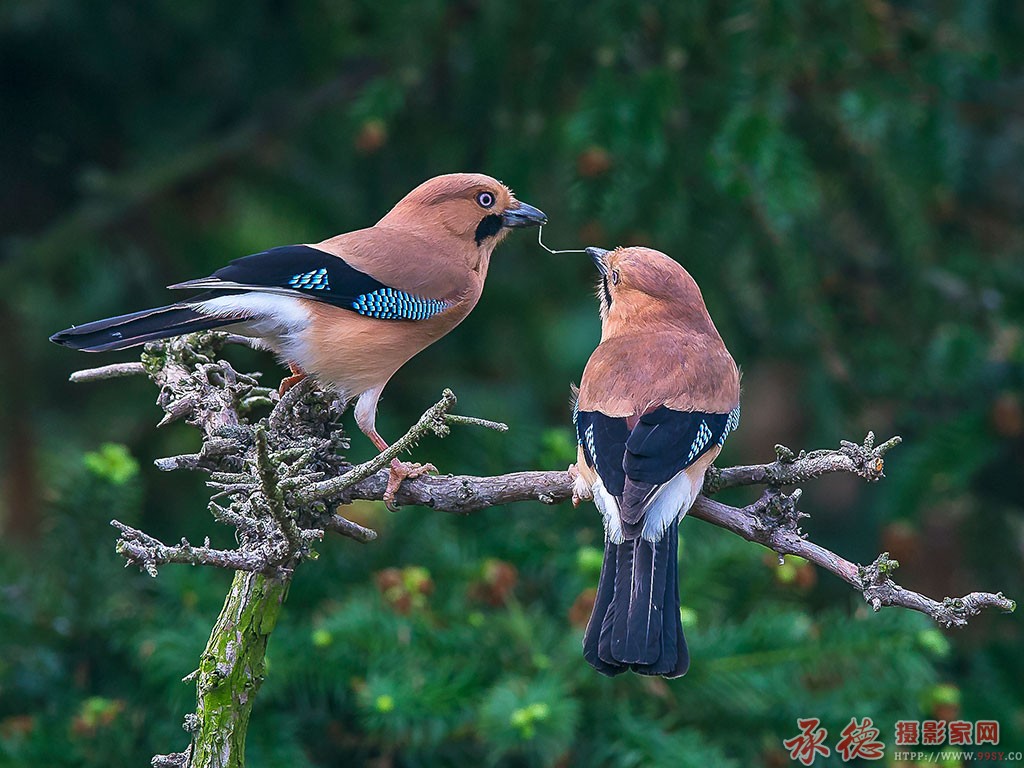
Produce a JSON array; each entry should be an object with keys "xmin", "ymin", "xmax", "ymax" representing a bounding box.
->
[
  {"xmin": 586, "ymin": 246, "xmax": 610, "ymax": 275},
  {"xmin": 502, "ymin": 201, "xmax": 548, "ymax": 228}
]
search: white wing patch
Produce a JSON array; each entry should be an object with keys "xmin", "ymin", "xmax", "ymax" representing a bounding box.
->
[
  {"xmin": 592, "ymin": 478, "xmax": 624, "ymax": 544},
  {"xmin": 190, "ymin": 293, "xmax": 310, "ymax": 337},
  {"xmin": 640, "ymin": 468, "xmax": 702, "ymax": 542}
]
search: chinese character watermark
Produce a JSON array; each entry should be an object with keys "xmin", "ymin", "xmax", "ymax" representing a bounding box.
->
[{"xmin": 783, "ymin": 718, "xmax": 1006, "ymax": 764}]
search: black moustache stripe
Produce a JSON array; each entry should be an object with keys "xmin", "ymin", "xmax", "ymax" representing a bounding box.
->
[{"xmin": 474, "ymin": 214, "xmax": 504, "ymax": 245}]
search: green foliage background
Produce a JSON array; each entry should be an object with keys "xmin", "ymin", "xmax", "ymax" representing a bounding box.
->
[{"xmin": 1, "ymin": 2, "xmax": 1022, "ymax": 766}]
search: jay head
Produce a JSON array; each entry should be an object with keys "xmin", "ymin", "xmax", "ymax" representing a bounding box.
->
[
  {"xmin": 572, "ymin": 245, "xmax": 740, "ymax": 678},
  {"xmin": 50, "ymin": 172, "xmax": 547, "ymax": 504}
]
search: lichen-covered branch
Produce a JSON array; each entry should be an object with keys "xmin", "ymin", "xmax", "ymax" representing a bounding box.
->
[
  {"xmin": 70, "ymin": 332, "xmax": 1015, "ymax": 768},
  {"xmin": 293, "ymin": 388, "xmax": 459, "ymax": 502},
  {"xmin": 189, "ymin": 569, "xmax": 289, "ymax": 768},
  {"xmin": 68, "ymin": 361, "xmax": 146, "ymax": 383},
  {"xmin": 702, "ymin": 431, "xmax": 902, "ymax": 494},
  {"xmin": 111, "ymin": 521, "xmax": 276, "ymax": 575},
  {"xmin": 72, "ymin": 334, "xmax": 518, "ymax": 768}
]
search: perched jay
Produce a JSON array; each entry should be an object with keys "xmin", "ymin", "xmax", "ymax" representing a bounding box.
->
[
  {"xmin": 571, "ymin": 246, "xmax": 740, "ymax": 678},
  {"xmin": 51, "ymin": 173, "xmax": 547, "ymax": 502}
]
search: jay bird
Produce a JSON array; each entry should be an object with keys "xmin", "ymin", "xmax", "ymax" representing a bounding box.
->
[
  {"xmin": 50, "ymin": 173, "xmax": 547, "ymax": 503},
  {"xmin": 571, "ymin": 246, "xmax": 740, "ymax": 678}
]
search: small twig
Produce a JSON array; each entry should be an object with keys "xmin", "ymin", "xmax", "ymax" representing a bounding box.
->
[
  {"xmin": 703, "ymin": 431, "xmax": 902, "ymax": 494},
  {"xmin": 292, "ymin": 389, "xmax": 459, "ymax": 505},
  {"xmin": 254, "ymin": 425, "xmax": 305, "ymax": 555},
  {"xmin": 112, "ymin": 520, "xmax": 274, "ymax": 575},
  {"xmin": 68, "ymin": 361, "xmax": 146, "ymax": 383},
  {"xmin": 444, "ymin": 413, "xmax": 509, "ymax": 432},
  {"xmin": 157, "ymin": 393, "xmax": 199, "ymax": 427},
  {"xmin": 324, "ymin": 513, "xmax": 377, "ymax": 543},
  {"xmin": 219, "ymin": 333, "xmax": 267, "ymax": 350}
]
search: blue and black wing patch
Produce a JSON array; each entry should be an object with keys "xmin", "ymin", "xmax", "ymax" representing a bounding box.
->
[
  {"xmin": 351, "ymin": 290, "xmax": 451, "ymax": 321},
  {"xmin": 576, "ymin": 404, "xmax": 740, "ymax": 491},
  {"xmin": 174, "ymin": 245, "xmax": 451, "ymax": 321}
]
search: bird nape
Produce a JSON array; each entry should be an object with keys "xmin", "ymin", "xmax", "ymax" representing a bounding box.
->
[
  {"xmin": 571, "ymin": 245, "xmax": 741, "ymax": 678},
  {"xmin": 50, "ymin": 173, "xmax": 547, "ymax": 506}
]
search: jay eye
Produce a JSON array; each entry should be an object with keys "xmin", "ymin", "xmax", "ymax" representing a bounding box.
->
[
  {"xmin": 476, "ymin": 191, "xmax": 495, "ymax": 209},
  {"xmin": 611, "ymin": 269, "xmax": 621, "ymax": 286}
]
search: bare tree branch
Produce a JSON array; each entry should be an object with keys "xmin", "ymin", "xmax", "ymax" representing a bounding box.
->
[
  {"xmin": 70, "ymin": 332, "xmax": 1016, "ymax": 629},
  {"xmin": 111, "ymin": 520, "xmax": 277, "ymax": 576},
  {"xmin": 338, "ymin": 468, "xmax": 574, "ymax": 513},
  {"xmin": 69, "ymin": 332, "xmax": 1016, "ymax": 768},
  {"xmin": 686, "ymin": 492, "xmax": 1016, "ymax": 627},
  {"xmin": 68, "ymin": 361, "xmax": 146, "ymax": 383},
  {"xmin": 705, "ymin": 432, "xmax": 903, "ymax": 493},
  {"xmin": 331, "ymin": 465, "xmax": 1016, "ymax": 626}
]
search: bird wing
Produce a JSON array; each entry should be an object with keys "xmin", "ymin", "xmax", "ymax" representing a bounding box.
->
[
  {"xmin": 576, "ymin": 405, "xmax": 740, "ymax": 541},
  {"xmin": 168, "ymin": 244, "xmax": 453, "ymax": 322}
]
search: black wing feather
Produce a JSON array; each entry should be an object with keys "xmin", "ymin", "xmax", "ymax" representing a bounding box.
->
[
  {"xmin": 623, "ymin": 406, "xmax": 731, "ymax": 485},
  {"xmin": 576, "ymin": 406, "xmax": 731, "ymax": 492},
  {"xmin": 575, "ymin": 411, "xmax": 629, "ymax": 496},
  {"xmin": 207, "ymin": 245, "xmax": 388, "ymax": 309},
  {"xmin": 177, "ymin": 245, "xmax": 452, "ymax": 321}
]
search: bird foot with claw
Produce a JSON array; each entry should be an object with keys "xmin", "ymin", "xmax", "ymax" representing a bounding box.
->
[
  {"xmin": 279, "ymin": 364, "xmax": 307, "ymax": 395},
  {"xmin": 384, "ymin": 459, "xmax": 437, "ymax": 511},
  {"xmin": 568, "ymin": 464, "xmax": 592, "ymax": 508}
]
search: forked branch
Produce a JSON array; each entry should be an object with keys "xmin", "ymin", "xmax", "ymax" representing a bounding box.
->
[{"xmin": 69, "ymin": 333, "xmax": 1015, "ymax": 768}]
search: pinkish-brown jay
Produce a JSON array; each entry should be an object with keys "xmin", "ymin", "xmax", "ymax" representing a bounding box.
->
[
  {"xmin": 51, "ymin": 173, "xmax": 547, "ymax": 504},
  {"xmin": 571, "ymin": 246, "xmax": 741, "ymax": 677}
]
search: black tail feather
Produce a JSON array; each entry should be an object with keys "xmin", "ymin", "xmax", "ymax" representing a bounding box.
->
[
  {"xmin": 667, "ymin": 531, "xmax": 690, "ymax": 677},
  {"xmin": 583, "ymin": 541, "xmax": 627, "ymax": 676},
  {"xmin": 50, "ymin": 304, "xmax": 233, "ymax": 352},
  {"xmin": 597, "ymin": 556, "xmax": 618, "ymax": 668},
  {"xmin": 622, "ymin": 534, "xmax": 670, "ymax": 665},
  {"xmin": 584, "ymin": 521, "xmax": 687, "ymax": 678},
  {"xmin": 605, "ymin": 539, "xmax": 636, "ymax": 663},
  {"xmin": 634, "ymin": 526, "xmax": 689, "ymax": 678}
]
